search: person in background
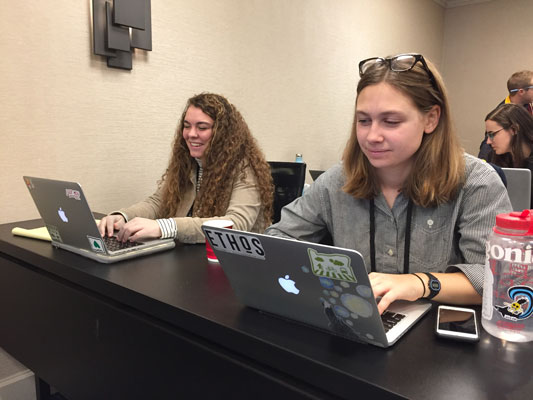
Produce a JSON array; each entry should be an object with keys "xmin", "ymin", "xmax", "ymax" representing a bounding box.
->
[
  {"xmin": 485, "ymin": 103, "xmax": 533, "ymax": 205},
  {"xmin": 99, "ymin": 93, "xmax": 273, "ymax": 243},
  {"xmin": 266, "ymin": 53, "xmax": 512, "ymax": 314},
  {"xmin": 479, "ymin": 70, "xmax": 533, "ymax": 160}
]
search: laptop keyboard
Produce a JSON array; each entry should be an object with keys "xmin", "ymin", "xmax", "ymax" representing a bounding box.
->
[
  {"xmin": 103, "ymin": 236, "xmax": 141, "ymax": 251},
  {"xmin": 381, "ymin": 310, "xmax": 406, "ymax": 333}
]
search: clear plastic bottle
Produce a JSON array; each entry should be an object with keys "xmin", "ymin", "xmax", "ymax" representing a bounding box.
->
[
  {"xmin": 482, "ymin": 209, "xmax": 533, "ymax": 342},
  {"xmin": 295, "ymin": 153, "xmax": 303, "ymax": 163}
]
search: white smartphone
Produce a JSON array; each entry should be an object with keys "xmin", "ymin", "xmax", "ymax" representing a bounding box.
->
[{"xmin": 435, "ymin": 305, "xmax": 479, "ymax": 342}]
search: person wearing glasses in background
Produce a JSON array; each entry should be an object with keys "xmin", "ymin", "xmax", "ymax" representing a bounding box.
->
[
  {"xmin": 479, "ymin": 70, "xmax": 533, "ymax": 160},
  {"xmin": 485, "ymin": 103, "xmax": 533, "ymax": 206},
  {"xmin": 266, "ymin": 53, "xmax": 512, "ymax": 314},
  {"xmin": 98, "ymin": 93, "xmax": 274, "ymax": 243}
]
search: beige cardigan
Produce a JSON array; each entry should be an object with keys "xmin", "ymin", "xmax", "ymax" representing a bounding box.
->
[{"xmin": 119, "ymin": 165, "xmax": 264, "ymax": 243}]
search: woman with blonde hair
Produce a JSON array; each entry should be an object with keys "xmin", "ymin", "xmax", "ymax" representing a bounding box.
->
[
  {"xmin": 266, "ymin": 54, "xmax": 511, "ymax": 314},
  {"xmin": 99, "ymin": 93, "xmax": 273, "ymax": 243}
]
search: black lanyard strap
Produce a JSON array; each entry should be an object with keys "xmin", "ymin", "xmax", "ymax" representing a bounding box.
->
[
  {"xmin": 369, "ymin": 198, "xmax": 413, "ymax": 274},
  {"xmin": 369, "ymin": 198, "xmax": 376, "ymax": 272}
]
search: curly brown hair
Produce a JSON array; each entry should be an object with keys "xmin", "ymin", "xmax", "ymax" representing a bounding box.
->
[{"xmin": 159, "ymin": 93, "xmax": 273, "ymax": 228}]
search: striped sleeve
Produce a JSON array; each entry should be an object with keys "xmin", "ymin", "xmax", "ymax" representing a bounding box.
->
[
  {"xmin": 446, "ymin": 155, "xmax": 512, "ymax": 294},
  {"xmin": 156, "ymin": 218, "xmax": 178, "ymax": 239}
]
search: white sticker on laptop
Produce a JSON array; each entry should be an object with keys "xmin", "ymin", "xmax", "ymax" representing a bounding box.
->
[
  {"xmin": 308, "ymin": 248, "xmax": 356, "ymax": 283},
  {"xmin": 204, "ymin": 229, "xmax": 265, "ymax": 259},
  {"xmin": 88, "ymin": 236, "xmax": 105, "ymax": 253},
  {"xmin": 66, "ymin": 188, "xmax": 81, "ymax": 200}
]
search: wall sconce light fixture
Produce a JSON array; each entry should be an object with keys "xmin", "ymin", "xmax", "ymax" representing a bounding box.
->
[{"xmin": 92, "ymin": 0, "xmax": 152, "ymax": 70}]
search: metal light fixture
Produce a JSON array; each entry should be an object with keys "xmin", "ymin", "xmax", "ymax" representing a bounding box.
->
[{"xmin": 92, "ymin": 0, "xmax": 152, "ymax": 70}]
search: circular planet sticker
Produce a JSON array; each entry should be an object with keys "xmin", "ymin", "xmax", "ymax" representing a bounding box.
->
[
  {"xmin": 341, "ymin": 293, "xmax": 373, "ymax": 318},
  {"xmin": 319, "ymin": 277, "xmax": 334, "ymax": 289},
  {"xmin": 333, "ymin": 305, "xmax": 350, "ymax": 318},
  {"xmin": 356, "ymin": 284, "xmax": 372, "ymax": 298}
]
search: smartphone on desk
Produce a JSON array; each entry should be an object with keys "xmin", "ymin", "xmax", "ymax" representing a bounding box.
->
[{"xmin": 435, "ymin": 305, "xmax": 479, "ymax": 342}]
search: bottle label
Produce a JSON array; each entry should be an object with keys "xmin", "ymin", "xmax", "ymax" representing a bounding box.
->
[
  {"xmin": 488, "ymin": 243, "xmax": 533, "ymax": 264},
  {"xmin": 484, "ymin": 241, "xmax": 533, "ymax": 328},
  {"xmin": 493, "ymin": 285, "xmax": 533, "ymax": 322}
]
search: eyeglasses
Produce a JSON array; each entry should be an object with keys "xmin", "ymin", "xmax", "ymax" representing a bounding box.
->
[
  {"xmin": 485, "ymin": 128, "xmax": 504, "ymax": 140},
  {"xmin": 509, "ymin": 86, "xmax": 533, "ymax": 93},
  {"xmin": 358, "ymin": 53, "xmax": 438, "ymax": 90}
]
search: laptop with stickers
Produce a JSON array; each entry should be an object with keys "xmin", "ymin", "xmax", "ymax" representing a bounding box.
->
[
  {"xmin": 202, "ymin": 226, "xmax": 431, "ymax": 347},
  {"xmin": 23, "ymin": 176, "xmax": 175, "ymax": 263}
]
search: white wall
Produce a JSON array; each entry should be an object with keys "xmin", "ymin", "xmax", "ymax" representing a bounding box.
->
[
  {"xmin": 441, "ymin": 0, "xmax": 533, "ymax": 156},
  {"xmin": 0, "ymin": 0, "xmax": 444, "ymax": 224}
]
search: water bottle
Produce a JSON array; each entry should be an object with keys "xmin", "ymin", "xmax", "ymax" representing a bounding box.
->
[
  {"xmin": 295, "ymin": 153, "xmax": 303, "ymax": 163},
  {"xmin": 482, "ymin": 209, "xmax": 533, "ymax": 342}
]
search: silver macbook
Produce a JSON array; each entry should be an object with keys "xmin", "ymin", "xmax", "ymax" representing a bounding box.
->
[
  {"xmin": 23, "ymin": 176, "xmax": 175, "ymax": 263},
  {"xmin": 501, "ymin": 168, "xmax": 531, "ymax": 211},
  {"xmin": 201, "ymin": 226, "xmax": 431, "ymax": 348}
]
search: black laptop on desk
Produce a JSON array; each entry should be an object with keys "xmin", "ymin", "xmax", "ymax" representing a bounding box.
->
[{"xmin": 201, "ymin": 226, "xmax": 431, "ymax": 348}]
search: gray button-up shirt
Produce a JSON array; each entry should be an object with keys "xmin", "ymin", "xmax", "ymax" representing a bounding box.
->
[{"xmin": 265, "ymin": 154, "xmax": 512, "ymax": 294}]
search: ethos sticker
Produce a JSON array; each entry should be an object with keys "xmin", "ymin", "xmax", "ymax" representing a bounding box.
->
[{"xmin": 204, "ymin": 229, "xmax": 265, "ymax": 260}]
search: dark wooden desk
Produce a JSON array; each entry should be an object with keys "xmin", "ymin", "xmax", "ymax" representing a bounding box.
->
[{"xmin": 0, "ymin": 219, "xmax": 531, "ymax": 400}]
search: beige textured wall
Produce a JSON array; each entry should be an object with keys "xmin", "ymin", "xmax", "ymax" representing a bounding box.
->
[
  {"xmin": 442, "ymin": 0, "xmax": 533, "ymax": 156},
  {"xmin": 0, "ymin": 0, "xmax": 444, "ymax": 224}
]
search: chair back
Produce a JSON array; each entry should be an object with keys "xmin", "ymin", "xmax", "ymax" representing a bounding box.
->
[
  {"xmin": 268, "ymin": 161, "xmax": 307, "ymax": 223},
  {"xmin": 309, "ymin": 169, "xmax": 325, "ymax": 181}
]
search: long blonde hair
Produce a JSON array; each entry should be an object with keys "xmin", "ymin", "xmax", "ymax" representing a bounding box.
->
[
  {"xmin": 343, "ymin": 56, "xmax": 465, "ymax": 207},
  {"xmin": 159, "ymin": 93, "xmax": 273, "ymax": 227}
]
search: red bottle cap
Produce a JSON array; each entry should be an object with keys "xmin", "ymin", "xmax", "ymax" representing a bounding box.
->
[{"xmin": 494, "ymin": 209, "xmax": 533, "ymax": 236}]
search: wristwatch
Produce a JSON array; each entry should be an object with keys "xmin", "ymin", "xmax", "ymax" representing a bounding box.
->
[{"xmin": 423, "ymin": 272, "xmax": 441, "ymax": 300}]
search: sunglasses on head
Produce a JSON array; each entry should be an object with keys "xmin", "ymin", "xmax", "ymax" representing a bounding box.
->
[{"xmin": 358, "ymin": 53, "xmax": 438, "ymax": 91}]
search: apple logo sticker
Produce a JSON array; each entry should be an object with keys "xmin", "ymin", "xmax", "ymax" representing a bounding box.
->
[
  {"xmin": 58, "ymin": 207, "xmax": 68, "ymax": 223},
  {"xmin": 278, "ymin": 275, "xmax": 299, "ymax": 294}
]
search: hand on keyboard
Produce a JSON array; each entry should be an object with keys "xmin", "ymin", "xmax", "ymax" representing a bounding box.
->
[{"xmin": 115, "ymin": 217, "xmax": 162, "ymax": 242}]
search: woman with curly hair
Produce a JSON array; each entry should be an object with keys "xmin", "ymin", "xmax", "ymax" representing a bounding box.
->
[{"xmin": 98, "ymin": 93, "xmax": 273, "ymax": 243}]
